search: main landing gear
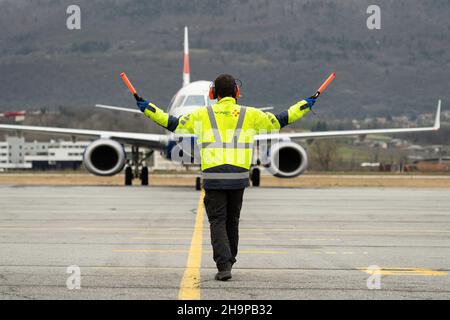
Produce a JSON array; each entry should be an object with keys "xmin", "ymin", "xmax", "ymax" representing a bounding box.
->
[{"xmin": 124, "ymin": 146, "xmax": 152, "ymax": 186}]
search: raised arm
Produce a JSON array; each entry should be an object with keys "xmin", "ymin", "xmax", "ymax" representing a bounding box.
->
[
  {"xmin": 137, "ymin": 99, "xmax": 196, "ymax": 134},
  {"xmin": 253, "ymin": 98, "xmax": 315, "ymax": 133}
]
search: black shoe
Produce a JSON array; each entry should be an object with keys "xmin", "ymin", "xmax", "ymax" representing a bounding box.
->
[{"xmin": 215, "ymin": 270, "xmax": 232, "ymax": 281}]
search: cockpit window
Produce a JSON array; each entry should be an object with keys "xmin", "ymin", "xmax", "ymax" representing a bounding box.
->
[
  {"xmin": 169, "ymin": 94, "xmax": 217, "ymax": 111},
  {"xmin": 183, "ymin": 95, "xmax": 206, "ymax": 106}
]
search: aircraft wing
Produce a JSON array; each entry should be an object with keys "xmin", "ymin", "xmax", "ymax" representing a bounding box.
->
[
  {"xmin": 250, "ymin": 106, "xmax": 274, "ymax": 111},
  {"xmin": 95, "ymin": 104, "xmax": 141, "ymax": 113},
  {"xmin": 258, "ymin": 107, "xmax": 274, "ymax": 111},
  {"xmin": 32, "ymin": 100, "xmax": 439, "ymax": 145},
  {"xmin": 255, "ymin": 100, "xmax": 441, "ymax": 141},
  {"xmin": 0, "ymin": 124, "xmax": 168, "ymax": 149},
  {"xmin": 96, "ymin": 104, "xmax": 275, "ymax": 113}
]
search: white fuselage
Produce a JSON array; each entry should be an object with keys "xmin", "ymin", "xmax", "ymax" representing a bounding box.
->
[{"xmin": 167, "ymin": 80, "xmax": 215, "ymax": 118}]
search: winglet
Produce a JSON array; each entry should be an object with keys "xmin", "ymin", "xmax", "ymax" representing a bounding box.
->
[{"xmin": 434, "ymin": 99, "xmax": 441, "ymax": 130}]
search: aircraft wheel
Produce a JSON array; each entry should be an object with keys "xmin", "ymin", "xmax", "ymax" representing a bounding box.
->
[
  {"xmin": 195, "ymin": 177, "xmax": 201, "ymax": 191},
  {"xmin": 125, "ymin": 166, "xmax": 133, "ymax": 186},
  {"xmin": 141, "ymin": 167, "xmax": 149, "ymax": 186},
  {"xmin": 251, "ymin": 168, "xmax": 260, "ymax": 187}
]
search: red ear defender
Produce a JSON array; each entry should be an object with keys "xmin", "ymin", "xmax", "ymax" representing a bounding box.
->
[
  {"xmin": 209, "ymin": 86, "xmax": 215, "ymax": 100},
  {"xmin": 235, "ymin": 85, "xmax": 241, "ymax": 99},
  {"xmin": 209, "ymin": 82, "xmax": 216, "ymax": 100},
  {"xmin": 234, "ymin": 78, "xmax": 242, "ymax": 99}
]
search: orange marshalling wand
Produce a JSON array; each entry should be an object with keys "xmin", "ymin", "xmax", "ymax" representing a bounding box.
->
[
  {"xmin": 120, "ymin": 72, "xmax": 142, "ymax": 101},
  {"xmin": 312, "ymin": 72, "xmax": 336, "ymax": 99}
]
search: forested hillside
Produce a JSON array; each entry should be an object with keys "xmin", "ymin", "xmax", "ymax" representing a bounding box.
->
[{"xmin": 0, "ymin": 0, "xmax": 449, "ymax": 119}]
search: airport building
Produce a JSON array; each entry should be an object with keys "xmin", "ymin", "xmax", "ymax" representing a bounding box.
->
[
  {"xmin": 0, "ymin": 136, "xmax": 159, "ymax": 172},
  {"xmin": 0, "ymin": 136, "xmax": 88, "ymax": 171}
]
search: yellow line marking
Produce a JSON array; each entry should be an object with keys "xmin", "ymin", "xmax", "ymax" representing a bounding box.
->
[
  {"xmin": 359, "ymin": 267, "xmax": 448, "ymax": 276},
  {"xmin": 178, "ymin": 190, "xmax": 205, "ymax": 300}
]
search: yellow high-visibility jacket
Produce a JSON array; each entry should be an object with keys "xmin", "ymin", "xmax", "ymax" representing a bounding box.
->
[{"xmin": 144, "ymin": 97, "xmax": 309, "ymax": 189}]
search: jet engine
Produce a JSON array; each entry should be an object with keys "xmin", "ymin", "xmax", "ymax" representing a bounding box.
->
[
  {"xmin": 267, "ymin": 141, "xmax": 308, "ymax": 178},
  {"xmin": 83, "ymin": 139, "xmax": 126, "ymax": 176}
]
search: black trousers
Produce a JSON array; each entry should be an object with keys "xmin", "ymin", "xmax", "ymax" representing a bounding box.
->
[{"xmin": 203, "ymin": 189, "xmax": 245, "ymax": 271}]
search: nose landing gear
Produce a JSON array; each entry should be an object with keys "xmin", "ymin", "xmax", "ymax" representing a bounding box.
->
[{"xmin": 124, "ymin": 146, "xmax": 152, "ymax": 186}]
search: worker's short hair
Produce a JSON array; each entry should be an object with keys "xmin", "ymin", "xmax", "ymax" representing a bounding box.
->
[{"xmin": 214, "ymin": 74, "xmax": 237, "ymax": 98}]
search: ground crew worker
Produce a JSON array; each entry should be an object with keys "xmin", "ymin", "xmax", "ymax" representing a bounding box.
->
[{"xmin": 136, "ymin": 74, "xmax": 315, "ymax": 281}]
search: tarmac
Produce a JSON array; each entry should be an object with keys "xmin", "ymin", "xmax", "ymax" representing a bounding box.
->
[{"xmin": 0, "ymin": 185, "xmax": 449, "ymax": 300}]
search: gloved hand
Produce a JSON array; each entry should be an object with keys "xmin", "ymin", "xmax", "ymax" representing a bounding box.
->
[
  {"xmin": 137, "ymin": 99, "xmax": 151, "ymax": 112},
  {"xmin": 300, "ymin": 97, "xmax": 316, "ymax": 111},
  {"xmin": 305, "ymin": 97, "xmax": 316, "ymax": 108}
]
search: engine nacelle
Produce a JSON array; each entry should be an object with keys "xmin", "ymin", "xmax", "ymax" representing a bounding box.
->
[
  {"xmin": 267, "ymin": 141, "xmax": 308, "ymax": 178},
  {"xmin": 83, "ymin": 139, "xmax": 126, "ymax": 176}
]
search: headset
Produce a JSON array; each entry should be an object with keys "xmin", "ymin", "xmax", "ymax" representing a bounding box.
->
[{"xmin": 209, "ymin": 79, "xmax": 241, "ymax": 100}]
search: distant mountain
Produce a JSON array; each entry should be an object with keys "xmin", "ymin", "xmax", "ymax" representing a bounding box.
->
[{"xmin": 0, "ymin": 0, "xmax": 449, "ymax": 119}]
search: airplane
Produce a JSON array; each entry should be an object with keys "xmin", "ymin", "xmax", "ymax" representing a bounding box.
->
[{"xmin": 0, "ymin": 27, "xmax": 442, "ymax": 189}]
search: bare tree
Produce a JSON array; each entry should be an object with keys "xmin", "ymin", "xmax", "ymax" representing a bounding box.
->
[{"xmin": 310, "ymin": 140, "xmax": 339, "ymax": 171}]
